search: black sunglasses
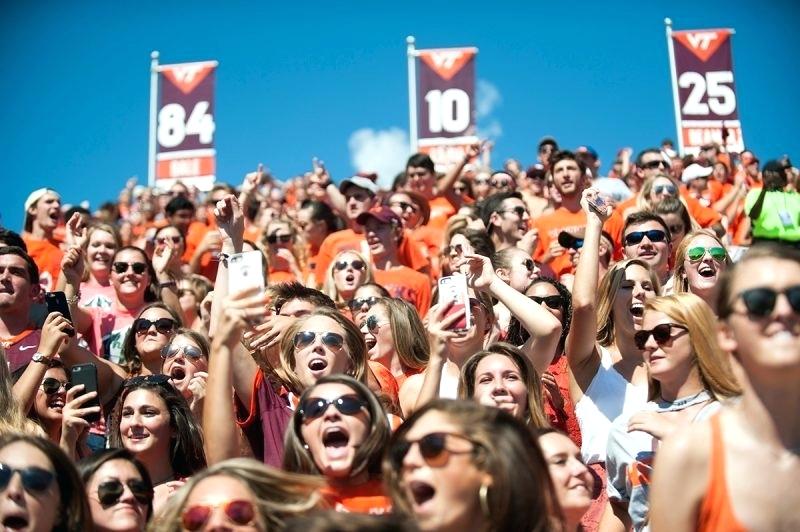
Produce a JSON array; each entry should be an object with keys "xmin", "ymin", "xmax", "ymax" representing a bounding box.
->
[
  {"xmin": 641, "ymin": 160, "xmax": 669, "ymax": 170},
  {"xmin": 0, "ymin": 464, "xmax": 55, "ymax": 494},
  {"xmin": 133, "ymin": 317, "xmax": 176, "ymax": 335},
  {"xmin": 299, "ymin": 394, "xmax": 366, "ymax": 421},
  {"xmin": 389, "ymin": 432, "xmax": 481, "ymax": 470},
  {"xmin": 97, "ymin": 478, "xmax": 153, "ymax": 507},
  {"xmin": 491, "ymin": 180, "xmax": 513, "ymax": 188},
  {"xmin": 155, "ymin": 235, "xmax": 182, "ymax": 245},
  {"xmin": 733, "ymin": 286, "xmax": 800, "ymax": 318},
  {"xmin": 501, "ymin": 206, "xmax": 527, "ymax": 218},
  {"xmin": 443, "ymin": 243, "xmax": 464, "ymax": 256},
  {"xmin": 365, "ymin": 314, "xmax": 388, "ymax": 334},
  {"xmin": 529, "ymin": 295, "xmax": 563, "ymax": 309},
  {"xmin": 266, "ymin": 234, "xmax": 292, "ymax": 244},
  {"xmin": 293, "ymin": 331, "xmax": 345, "ymax": 350},
  {"xmin": 123, "ymin": 374, "xmax": 171, "ymax": 389},
  {"xmin": 41, "ymin": 378, "xmax": 71, "ymax": 395},
  {"xmin": 390, "ymin": 201, "xmax": 418, "ymax": 213},
  {"xmin": 634, "ymin": 323, "xmax": 688, "ymax": 350},
  {"xmin": 557, "ymin": 231, "xmax": 584, "ymax": 250},
  {"xmin": 113, "ymin": 262, "xmax": 147, "ymax": 275},
  {"xmin": 522, "ymin": 259, "xmax": 537, "ymax": 273},
  {"xmin": 348, "ymin": 296, "xmax": 380, "ymax": 311},
  {"xmin": 334, "ymin": 259, "xmax": 365, "ymax": 272},
  {"xmin": 160, "ymin": 344, "xmax": 204, "ymax": 359},
  {"xmin": 624, "ymin": 229, "xmax": 667, "ymax": 246}
]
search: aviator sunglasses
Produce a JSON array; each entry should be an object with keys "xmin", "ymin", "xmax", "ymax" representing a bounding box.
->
[
  {"xmin": 41, "ymin": 378, "xmax": 71, "ymax": 395},
  {"xmin": 299, "ymin": 394, "xmax": 367, "ymax": 421},
  {"xmin": 634, "ymin": 323, "xmax": 688, "ymax": 350},
  {"xmin": 334, "ymin": 259, "xmax": 366, "ymax": 271},
  {"xmin": 97, "ymin": 478, "xmax": 153, "ymax": 507},
  {"xmin": 686, "ymin": 246, "xmax": 726, "ymax": 262},
  {"xmin": 390, "ymin": 432, "xmax": 482, "ymax": 469},
  {"xmin": 0, "ymin": 464, "xmax": 55, "ymax": 494},
  {"xmin": 161, "ymin": 344, "xmax": 204, "ymax": 359},
  {"xmin": 181, "ymin": 499, "xmax": 256, "ymax": 531},
  {"xmin": 293, "ymin": 331, "xmax": 345, "ymax": 350}
]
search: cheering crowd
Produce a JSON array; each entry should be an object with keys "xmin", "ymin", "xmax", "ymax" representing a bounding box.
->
[{"xmin": 1, "ymin": 137, "xmax": 799, "ymax": 531}]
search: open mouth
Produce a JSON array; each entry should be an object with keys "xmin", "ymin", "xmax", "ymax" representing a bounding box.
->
[
  {"xmin": 308, "ymin": 358, "xmax": 328, "ymax": 373},
  {"xmin": 630, "ymin": 302, "xmax": 644, "ymax": 317},
  {"xmin": 322, "ymin": 427, "xmax": 350, "ymax": 448},
  {"xmin": 698, "ymin": 264, "xmax": 716, "ymax": 278},
  {"xmin": 170, "ymin": 366, "xmax": 186, "ymax": 381},
  {"xmin": 345, "ymin": 273, "xmax": 355, "ymax": 283},
  {"xmin": 47, "ymin": 397, "xmax": 65, "ymax": 410},
  {"xmin": 2, "ymin": 515, "xmax": 30, "ymax": 530},
  {"xmin": 409, "ymin": 480, "xmax": 436, "ymax": 507}
]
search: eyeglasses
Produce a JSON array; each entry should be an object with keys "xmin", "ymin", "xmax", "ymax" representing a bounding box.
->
[
  {"xmin": 624, "ymin": 229, "xmax": 667, "ymax": 246},
  {"xmin": 0, "ymin": 464, "xmax": 55, "ymax": 494},
  {"xmin": 732, "ymin": 286, "xmax": 800, "ymax": 318},
  {"xmin": 334, "ymin": 259, "xmax": 365, "ymax": 271},
  {"xmin": 41, "ymin": 378, "xmax": 70, "ymax": 395},
  {"xmin": 365, "ymin": 315, "xmax": 388, "ymax": 334},
  {"xmin": 299, "ymin": 394, "xmax": 367, "ymax": 421},
  {"xmin": 389, "ymin": 432, "xmax": 482, "ymax": 469},
  {"xmin": 97, "ymin": 479, "xmax": 153, "ymax": 507},
  {"xmin": 522, "ymin": 259, "xmax": 537, "ymax": 273},
  {"xmin": 687, "ymin": 246, "xmax": 726, "ymax": 262},
  {"xmin": 133, "ymin": 317, "xmax": 176, "ymax": 335},
  {"xmin": 491, "ymin": 180, "xmax": 513, "ymax": 188},
  {"xmin": 443, "ymin": 243, "xmax": 464, "ymax": 256},
  {"xmin": 529, "ymin": 295, "xmax": 563, "ymax": 309},
  {"xmin": 501, "ymin": 206, "xmax": 527, "ymax": 218},
  {"xmin": 668, "ymin": 223, "xmax": 685, "ymax": 235},
  {"xmin": 161, "ymin": 344, "xmax": 204, "ymax": 359},
  {"xmin": 641, "ymin": 160, "xmax": 669, "ymax": 170},
  {"xmin": 155, "ymin": 235, "xmax": 182, "ymax": 245},
  {"xmin": 123, "ymin": 374, "xmax": 171, "ymax": 388},
  {"xmin": 348, "ymin": 296, "xmax": 380, "ymax": 312},
  {"xmin": 634, "ymin": 323, "xmax": 688, "ymax": 350},
  {"xmin": 390, "ymin": 201, "xmax": 418, "ymax": 213},
  {"xmin": 112, "ymin": 262, "xmax": 147, "ymax": 275},
  {"xmin": 293, "ymin": 331, "xmax": 345, "ymax": 350},
  {"xmin": 181, "ymin": 499, "xmax": 256, "ymax": 531},
  {"xmin": 266, "ymin": 234, "xmax": 292, "ymax": 244},
  {"xmin": 653, "ymin": 184, "xmax": 677, "ymax": 195}
]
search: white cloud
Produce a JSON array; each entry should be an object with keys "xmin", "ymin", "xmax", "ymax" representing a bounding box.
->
[
  {"xmin": 476, "ymin": 79, "xmax": 502, "ymax": 139},
  {"xmin": 348, "ymin": 127, "xmax": 410, "ymax": 190}
]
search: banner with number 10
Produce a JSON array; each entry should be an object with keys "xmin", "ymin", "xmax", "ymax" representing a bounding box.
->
[{"xmin": 156, "ymin": 61, "xmax": 217, "ymax": 191}]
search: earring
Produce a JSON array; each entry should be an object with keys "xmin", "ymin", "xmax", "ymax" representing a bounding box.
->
[{"xmin": 478, "ymin": 482, "xmax": 491, "ymax": 520}]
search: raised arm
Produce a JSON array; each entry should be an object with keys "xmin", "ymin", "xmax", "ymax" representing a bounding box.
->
[
  {"xmin": 437, "ymin": 141, "xmax": 482, "ymax": 204},
  {"xmin": 60, "ymin": 247, "xmax": 93, "ymax": 336}
]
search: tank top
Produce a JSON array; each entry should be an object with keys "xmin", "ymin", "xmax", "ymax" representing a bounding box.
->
[
  {"xmin": 697, "ymin": 414, "xmax": 747, "ymax": 532},
  {"xmin": 574, "ymin": 346, "xmax": 648, "ymax": 464}
]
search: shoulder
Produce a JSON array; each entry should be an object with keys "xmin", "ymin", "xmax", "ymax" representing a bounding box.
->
[{"xmin": 655, "ymin": 416, "xmax": 712, "ymax": 479}]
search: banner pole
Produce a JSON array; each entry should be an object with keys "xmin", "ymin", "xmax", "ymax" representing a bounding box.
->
[
  {"xmin": 406, "ymin": 36, "xmax": 418, "ymax": 154},
  {"xmin": 148, "ymin": 50, "xmax": 159, "ymax": 188},
  {"xmin": 664, "ymin": 18, "xmax": 683, "ymax": 156}
]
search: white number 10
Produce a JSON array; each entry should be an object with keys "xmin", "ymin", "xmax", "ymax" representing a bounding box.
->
[
  {"xmin": 158, "ymin": 101, "xmax": 216, "ymax": 148},
  {"xmin": 425, "ymin": 89, "xmax": 470, "ymax": 134},
  {"xmin": 679, "ymin": 71, "xmax": 736, "ymax": 116}
]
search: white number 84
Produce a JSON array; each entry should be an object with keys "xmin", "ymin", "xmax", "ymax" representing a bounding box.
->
[{"xmin": 157, "ymin": 101, "xmax": 215, "ymax": 148}]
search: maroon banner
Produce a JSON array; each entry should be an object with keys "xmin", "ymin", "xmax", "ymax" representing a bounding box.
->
[
  {"xmin": 156, "ymin": 61, "xmax": 217, "ymax": 190},
  {"xmin": 671, "ymin": 29, "xmax": 744, "ymax": 154}
]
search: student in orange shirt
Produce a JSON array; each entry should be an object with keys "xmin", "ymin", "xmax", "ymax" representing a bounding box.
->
[
  {"xmin": 262, "ymin": 219, "xmax": 303, "ymax": 286},
  {"xmin": 296, "ymin": 200, "xmax": 341, "ymax": 287},
  {"xmin": 357, "ymin": 208, "xmax": 431, "ymax": 317},
  {"xmin": 21, "ymin": 188, "xmax": 64, "ymax": 292}
]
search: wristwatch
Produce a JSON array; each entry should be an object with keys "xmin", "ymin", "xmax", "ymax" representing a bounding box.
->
[{"xmin": 31, "ymin": 352, "xmax": 50, "ymax": 365}]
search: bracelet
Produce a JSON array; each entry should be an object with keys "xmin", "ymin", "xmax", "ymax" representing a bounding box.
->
[
  {"xmin": 65, "ymin": 292, "xmax": 81, "ymax": 305},
  {"xmin": 158, "ymin": 281, "xmax": 177, "ymax": 289}
]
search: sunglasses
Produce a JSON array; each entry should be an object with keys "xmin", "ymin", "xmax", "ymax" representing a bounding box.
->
[
  {"xmin": 41, "ymin": 378, "xmax": 71, "ymax": 395},
  {"xmin": 653, "ymin": 184, "xmax": 677, "ymax": 195},
  {"xmin": 133, "ymin": 317, "xmax": 176, "ymax": 335},
  {"xmin": 123, "ymin": 374, "xmax": 171, "ymax": 388},
  {"xmin": 634, "ymin": 323, "xmax": 688, "ymax": 350},
  {"xmin": 491, "ymin": 180, "xmax": 513, "ymax": 188},
  {"xmin": 687, "ymin": 246, "xmax": 726, "ymax": 262},
  {"xmin": 97, "ymin": 478, "xmax": 153, "ymax": 507},
  {"xmin": 390, "ymin": 201, "xmax": 418, "ymax": 213},
  {"xmin": 501, "ymin": 206, "xmax": 527, "ymax": 218},
  {"xmin": 112, "ymin": 262, "xmax": 147, "ymax": 275},
  {"xmin": 641, "ymin": 160, "xmax": 668, "ymax": 170},
  {"xmin": 266, "ymin": 234, "xmax": 292, "ymax": 244},
  {"xmin": 334, "ymin": 259, "xmax": 365, "ymax": 272},
  {"xmin": 733, "ymin": 286, "xmax": 800, "ymax": 318},
  {"xmin": 161, "ymin": 344, "xmax": 204, "ymax": 359},
  {"xmin": 624, "ymin": 229, "xmax": 667, "ymax": 246},
  {"xmin": 529, "ymin": 295, "xmax": 563, "ymax": 309},
  {"xmin": 443, "ymin": 243, "xmax": 464, "ymax": 256},
  {"xmin": 155, "ymin": 235, "xmax": 182, "ymax": 245},
  {"xmin": 668, "ymin": 223, "xmax": 685, "ymax": 235},
  {"xmin": 453, "ymin": 186, "xmax": 467, "ymax": 194},
  {"xmin": 389, "ymin": 432, "xmax": 481, "ymax": 469},
  {"xmin": 299, "ymin": 394, "xmax": 367, "ymax": 422},
  {"xmin": 0, "ymin": 464, "xmax": 55, "ymax": 494},
  {"xmin": 365, "ymin": 315, "xmax": 388, "ymax": 334},
  {"xmin": 181, "ymin": 499, "xmax": 256, "ymax": 531},
  {"xmin": 348, "ymin": 296, "xmax": 380, "ymax": 312},
  {"xmin": 522, "ymin": 259, "xmax": 537, "ymax": 273},
  {"xmin": 293, "ymin": 331, "xmax": 345, "ymax": 350}
]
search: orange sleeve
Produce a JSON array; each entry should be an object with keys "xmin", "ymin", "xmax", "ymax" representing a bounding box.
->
[{"xmin": 236, "ymin": 370, "xmax": 264, "ymax": 428}]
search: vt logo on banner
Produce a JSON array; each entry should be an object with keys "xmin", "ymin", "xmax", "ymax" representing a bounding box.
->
[
  {"xmin": 674, "ymin": 30, "xmax": 730, "ymax": 62},
  {"xmin": 420, "ymin": 50, "xmax": 475, "ymax": 81},
  {"xmin": 162, "ymin": 64, "xmax": 216, "ymax": 95}
]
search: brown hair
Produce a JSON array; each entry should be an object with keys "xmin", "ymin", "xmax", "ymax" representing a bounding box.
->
[{"xmin": 596, "ymin": 259, "xmax": 660, "ymax": 346}]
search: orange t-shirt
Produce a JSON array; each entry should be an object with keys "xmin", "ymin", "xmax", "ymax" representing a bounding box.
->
[
  {"xmin": 427, "ymin": 196, "xmax": 457, "ymax": 232},
  {"xmin": 697, "ymin": 415, "xmax": 746, "ymax": 532},
  {"xmin": 373, "ymin": 267, "xmax": 431, "ymax": 317},
  {"xmin": 321, "ymin": 478, "xmax": 392, "ymax": 514},
  {"xmin": 367, "ymin": 360, "xmax": 399, "ymax": 409},
  {"xmin": 183, "ymin": 221, "xmax": 219, "ymax": 282},
  {"xmin": 314, "ymin": 229, "xmax": 369, "ymax": 286},
  {"xmin": 22, "ymin": 235, "xmax": 63, "ymax": 292},
  {"xmin": 267, "ymin": 268, "xmax": 296, "ymax": 286}
]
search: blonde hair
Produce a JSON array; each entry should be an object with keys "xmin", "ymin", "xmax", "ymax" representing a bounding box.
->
[
  {"xmin": 0, "ymin": 349, "xmax": 44, "ymax": 436},
  {"xmin": 81, "ymin": 223, "xmax": 122, "ymax": 282},
  {"xmin": 596, "ymin": 259, "xmax": 661, "ymax": 347},
  {"xmin": 643, "ymin": 294, "xmax": 741, "ymax": 401},
  {"xmin": 375, "ymin": 298, "xmax": 429, "ymax": 372},
  {"xmin": 149, "ymin": 458, "xmax": 322, "ymax": 532},
  {"xmin": 321, "ymin": 250, "xmax": 374, "ymax": 305},
  {"xmin": 672, "ymin": 229, "xmax": 732, "ymax": 294}
]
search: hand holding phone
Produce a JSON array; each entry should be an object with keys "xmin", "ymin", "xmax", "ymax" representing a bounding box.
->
[
  {"xmin": 228, "ymin": 250, "xmax": 265, "ymax": 295},
  {"xmin": 70, "ymin": 363, "xmax": 101, "ymax": 423},
  {"xmin": 45, "ymin": 291, "xmax": 75, "ymax": 337},
  {"xmin": 437, "ymin": 275, "xmax": 471, "ymax": 331}
]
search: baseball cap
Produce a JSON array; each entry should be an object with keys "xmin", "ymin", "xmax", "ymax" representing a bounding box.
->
[
  {"xmin": 23, "ymin": 187, "xmax": 60, "ymax": 230},
  {"xmin": 339, "ymin": 176, "xmax": 378, "ymax": 196},
  {"xmin": 681, "ymin": 164, "xmax": 714, "ymax": 183},
  {"xmin": 356, "ymin": 206, "xmax": 401, "ymax": 226},
  {"xmin": 576, "ymin": 146, "xmax": 599, "ymax": 160}
]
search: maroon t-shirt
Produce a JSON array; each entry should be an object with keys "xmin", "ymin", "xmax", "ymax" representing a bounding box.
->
[
  {"xmin": 236, "ymin": 370, "xmax": 293, "ymax": 468},
  {"xmin": 4, "ymin": 329, "xmax": 42, "ymax": 373}
]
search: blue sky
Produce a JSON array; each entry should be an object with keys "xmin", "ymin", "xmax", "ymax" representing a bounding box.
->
[{"xmin": 2, "ymin": 1, "xmax": 798, "ymax": 231}]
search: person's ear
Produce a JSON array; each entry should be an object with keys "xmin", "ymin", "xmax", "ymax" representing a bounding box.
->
[
  {"xmin": 717, "ymin": 320, "xmax": 737, "ymax": 355},
  {"xmin": 489, "ymin": 211, "xmax": 501, "ymax": 229},
  {"xmin": 495, "ymin": 268, "xmax": 510, "ymax": 282}
]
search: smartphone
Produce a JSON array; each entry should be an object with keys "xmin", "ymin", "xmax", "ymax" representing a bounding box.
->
[
  {"xmin": 437, "ymin": 275, "xmax": 471, "ymax": 331},
  {"xmin": 45, "ymin": 291, "xmax": 75, "ymax": 337},
  {"xmin": 70, "ymin": 363, "xmax": 101, "ymax": 423},
  {"xmin": 587, "ymin": 195, "xmax": 606, "ymax": 215},
  {"xmin": 228, "ymin": 250, "xmax": 265, "ymax": 295}
]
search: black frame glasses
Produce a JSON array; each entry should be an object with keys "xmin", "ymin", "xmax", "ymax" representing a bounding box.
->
[
  {"xmin": 133, "ymin": 317, "xmax": 176, "ymax": 335},
  {"xmin": 292, "ymin": 331, "xmax": 345, "ymax": 350},
  {"xmin": 634, "ymin": 323, "xmax": 688, "ymax": 350},
  {"xmin": 733, "ymin": 286, "xmax": 800, "ymax": 318},
  {"xmin": 266, "ymin": 234, "xmax": 292, "ymax": 244},
  {"xmin": 624, "ymin": 229, "xmax": 667, "ymax": 246},
  {"xmin": 529, "ymin": 295, "xmax": 563, "ymax": 309},
  {"xmin": 97, "ymin": 478, "xmax": 153, "ymax": 507},
  {"xmin": 0, "ymin": 464, "xmax": 55, "ymax": 494},
  {"xmin": 641, "ymin": 160, "xmax": 668, "ymax": 170},
  {"xmin": 112, "ymin": 262, "xmax": 147, "ymax": 275},
  {"xmin": 500, "ymin": 206, "xmax": 527, "ymax": 218},
  {"xmin": 299, "ymin": 394, "xmax": 367, "ymax": 422}
]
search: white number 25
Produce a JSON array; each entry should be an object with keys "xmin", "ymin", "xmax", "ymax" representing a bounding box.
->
[{"xmin": 679, "ymin": 71, "xmax": 736, "ymax": 116}]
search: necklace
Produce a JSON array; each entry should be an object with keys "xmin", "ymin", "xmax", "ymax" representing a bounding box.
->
[{"xmin": 655, "ymin": 389, "xmax": 711, "ymax": 411}]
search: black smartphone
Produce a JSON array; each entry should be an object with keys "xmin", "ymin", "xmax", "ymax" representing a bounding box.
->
[
  {"xmin": 45, "ymin": 291, "xmax": 75, "ymax": 337},
  {"xmin": 70, "ymin": 363, "xmax": 101, "ymax": 423}
]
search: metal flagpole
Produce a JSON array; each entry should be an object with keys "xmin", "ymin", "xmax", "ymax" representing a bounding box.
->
[
  {"xmin": 148, "ymin": 50, "xmax": 159, "ymax": 188},
  {"xmin": 664, "ymin": 18, "xmax": 683, "ymax": 156},
  {"xmin": 406, "ymin": 36, "xmax": 418, "ymax": 154}
]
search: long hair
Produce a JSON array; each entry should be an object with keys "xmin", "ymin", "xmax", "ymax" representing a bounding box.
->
[
  {"xmin": 277, "ymin": 308, "xmax": 367, "ymax": 395},
  {"xmin": 0, "ymin": 433, "xmax": 93, "ymax": 532},
  {"xmin": 81, "ymin": 223, "xmax": 121, "ymax": 282},
  {"xmin": 150, "ymin": 458, "xmax": 322, "ymax": 532},
  {"xmin": 596, "ymin": 259, "xmax": 660, "ymax": 347},
  {"xmin": 78, "ymin": 448, "xmax": 154, "ymax": 520},
  {"xmin": 458, "ymin": 343, "xmax": 549, "ymax": 428},
  {"xmin": 111, "ymin": 246, "xmax": 159, "ymax": 303},
  {"xmin": 507, "ymin": 277, "xmax": 572, "ymax": 355},
  {"xmin": 377, "ymin": 298, "xmax": 429, "ymax": 372},
  {"xmin": 671, "ymin": 229, "xmax": 732, "ymax": 295},
  {"xmin": 119, "ymin": 302, "xmax": 182, "ymax": 376},
  {"xmin": 107, "ymin": 379, "xmax": 206, "ymax": 478},
  {"xmin": 321, "ymin": 250, "xmax": 374, "ymax": 306},
  {"xmin": 283, "ymin": 375, "xmax": 390, "ymax": 481},
  {"xmin": 383, "ymin": 400, "xmax": 562, "ymax": 532},
  {"xmin": 643, "ymin": 294, "xmax": 741, "ymax": 402},
  {"xmin": 0, "ymin": 349, "xmax": 43, "ymax": 436}
]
